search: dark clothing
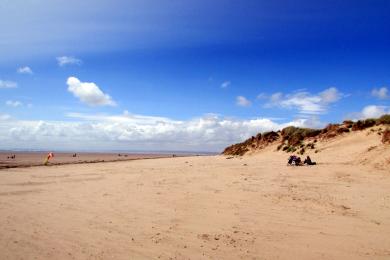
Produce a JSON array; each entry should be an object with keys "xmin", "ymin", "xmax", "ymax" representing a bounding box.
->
[
  {"xmin": 288, "ymin": 155, "xmax": 302, "ymax": 166},
  {"xmin": 304, "ymin": 156, "xmax": 316, "ymax": 165},
  {"xmin": 288, "ymin": 156, "xmax": 294, "ymax": 165},
  {"xmin": 288, "ymin": 155, "xmax": 316, "ymax": 166}
]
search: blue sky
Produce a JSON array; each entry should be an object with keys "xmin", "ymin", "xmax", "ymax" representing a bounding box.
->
[{"xmin": 0, "ymin": 0, "xmax": 389, "ymax": 152}]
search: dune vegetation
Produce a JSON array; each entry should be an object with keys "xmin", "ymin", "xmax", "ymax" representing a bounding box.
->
[{"xmin": 223, "ymin": 115, "xmax": 390, "ymax": 156}]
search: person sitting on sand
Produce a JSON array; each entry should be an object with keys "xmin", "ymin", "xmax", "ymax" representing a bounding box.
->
[
  {"xmin": 295, "ymin": 156, "xmax": 302, "ymax": 166},
  {"xmin": 304, "ymin": 156, "xmax": 316, "ymax": 165},
  {"xmin": 288, "ymin": 155, "xmax": 295, "ymax": 165},
  {"xmin": 288, "ymin": 155, "xmax": 302, "ymax": 166},
  {"xmin": 288, "ymin": 155, "xmax": 304, "ymax": 166}
]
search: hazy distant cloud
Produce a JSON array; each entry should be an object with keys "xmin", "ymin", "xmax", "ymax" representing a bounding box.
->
[
  {"xmin": 67, "ymin": 76, "xmax": 116, "ymax": 106},
  {"xmin": 319, "ymin": 87, "xmax": 341, "ymax": 103},
  {"xmin": 0, "ymin": 80, "xmax": 17, "ymax": 89},
  {"xmin": 221, "ymin": 81, "xmax": 231, "ymax": 88},
  {"xmin": 57, "ymin": 56, "xmax": 82, "ymax": 66},
  {"xmin": 264, "ymin": 87, "xmax": 342, "ymax": 115},
  {"xmin": 371, "ymin": 87, "xmax": 389, "ymax": 99},
  {"xmin": 0, "ymin": 113, "xmax": 11, "ymax": 121},
  {"xmin": 5, "ymin": 100, "xmax": 22, "ymax": 107},
  {"xmin": 256, "ymin": 93, "xmax": 267, "ymax": 99},
  {"xmin": 359, "ymin": 105, "xmax": 389, "ymax": 119},
  {"xmin": 17, "ymin": 66, "xmax": 33, "ymax": 75},
  {"xmin": 269, "ymin": 92, "xmax": 283, "ymax": 103},
  {"xmin": 0, "ymin": 112, "xmax": 312, "ymax": 152},
  {"xmin": 236, "ymin": 96, "xmax": 251, "ymax": 107}
]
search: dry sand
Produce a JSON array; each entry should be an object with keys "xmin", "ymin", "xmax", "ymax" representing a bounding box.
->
[{"xmin": 0, "ymin": 128, "xmax": 389, "ymax": 259}]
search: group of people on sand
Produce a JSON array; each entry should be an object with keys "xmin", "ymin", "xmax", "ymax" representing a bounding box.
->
[
  {"xmin": 7, "ymin": 154, "xmax": 16, "ymax": 159},
  {"xmin": 288, "ymin": 155, "xmax": 316, "ymax": 166}
]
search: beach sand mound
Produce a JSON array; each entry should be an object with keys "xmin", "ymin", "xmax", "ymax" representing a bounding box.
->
[
  {"xmin": 382, "ymin": 128, "xmax": 390, "ymax": 144},
  {"xmin": 299, "ymin": 126, "xmax": 390, "ymax": 169},
  {"xmin": 234, "ymin": 125, "xmax": 390, "ymax": 170},
  {"xmin": 222, "ymin": 116, "xmax": 389, "ymax": 155},
  {"xmin": 223, "ymin": 116, "xmax": 390, "ymax": 169}
]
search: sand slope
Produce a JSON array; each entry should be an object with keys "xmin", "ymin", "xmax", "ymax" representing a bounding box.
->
[
  {"xmin": 0, "ymin": 130, "xmax": 389, "ymax": 259},
  {"xmin": 302, "ymin": 126, "xmax": 390, "ymax": 169}
]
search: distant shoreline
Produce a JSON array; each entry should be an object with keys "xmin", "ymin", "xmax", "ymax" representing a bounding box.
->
[
  {"xmin": 0, "ymin": 152, "xmax": 203, "ymax": 170},
  {"xmin": 0, "ymin": 150, "xmax": 218, "ymax": 155}
]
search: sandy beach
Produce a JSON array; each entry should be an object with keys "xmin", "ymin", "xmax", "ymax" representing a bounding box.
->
[
  {"xmin": 0, "ymin": 128, "xmax": 389, "ymax": 260},
  {"xmin": 2, "ymin": 1, "xmax": 390, "ymax": 259}
]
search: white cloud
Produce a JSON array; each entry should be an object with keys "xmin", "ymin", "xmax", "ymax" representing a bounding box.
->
[
  {"xmin": 57, "ymin": 56, "xmax": 82, "ymax": 66},
  {"xmin": 319, "ymin": 87, "xmax": 341, "ymax": 103},
  {"xmin": 371, "ymin": 87, "xmax": 389, "ymax": 99},
  {"xmin": 67, "ymin": 76, "xmax": 116, "ymax": 106},
  {"xmin": 0, "ymin": 80, "xmax": 17, "ymax": 89},
  {"xmin": 0, "ymin": 112, "xmax": 313, "ymax": 152},
  {"xmin": 360, "ymin": 105, "xmax": 389, "ymax": 119},
  {"xmin": 256, "ymin": 93, "xmax": 269, "ymax": 100},
  {"xmin": 236, "ymin": 96, "xmax": 251, "ymax": 107},
  {"xmin": 5, "ymin": 100, "xmax": 23, "ymax": 107},
  {"xmin": 17, "ymin": 66, "xmax": 33, "ymax": 74},
  {"xmin": 265, "ymin": 87, "xmax": 342, "ymax": 115},
  {"xmin": 221, "ymin": 81, "xmax": 231, "ymax": 88},
  {"xmin": 0, "ymin": 113, "xmax": 11, "ymax": 121},
  {"xmin": 270, "ymin": 92, "xmax": 283, "ymax": 103}
]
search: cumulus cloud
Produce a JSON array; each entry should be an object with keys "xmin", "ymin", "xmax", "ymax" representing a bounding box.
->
[
  {"xmin": 17, "ymin": 66, "xmax": 33, "ymax": 74},
  {"xmin": 67, "ymin": 76, "xmax": 116, "ymax": 106},
  {"xmin": 0, "ymin": 112, "xmax": 313, "ymax": 152},
  {"xmin": 5, "ymin": 100, "xmax": 22, "ymax": 107},
  {"xmin": 371, "ymin": 87, "xmax": 389, "ymax": 99},
  {"xmin": 359, "ymin": 105, "xmax": 389, "ymax": 119},
  {"xmin": 265, "ymin": 87, "xmax": 342, "ymax": 115},
  {"xmin": 221, "ymin": 81, "xmax": 231, "ymax": 88},
  {"xmin": 345, "ymin": 105, "xmax": 390, "ymax": 121},
  {"xmin": 236, "ymin": 96, "xmax": 251, "ymax": 107},
  {"xmin": 57, "ymin": 56, "xmax": 82, "ymax": 66},
  {"xmin": 0, "ymin": 80, "xmax": 17, "ymax": 88}
]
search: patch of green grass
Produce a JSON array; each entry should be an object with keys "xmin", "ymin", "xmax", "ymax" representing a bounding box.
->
[{"xmin": 281, "ymin": 126, "xmax": 321, "ymax": 147}]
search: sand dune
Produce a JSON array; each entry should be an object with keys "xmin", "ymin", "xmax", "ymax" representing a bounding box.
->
[{"xmin": 0, "ymin": 128, "xmax": 389, "ymax": 259}]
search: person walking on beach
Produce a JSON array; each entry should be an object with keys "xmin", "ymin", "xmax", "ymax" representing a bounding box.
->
[{"xmin": 44, "ymin": 152, "xmax": 54, "ymax": 165}]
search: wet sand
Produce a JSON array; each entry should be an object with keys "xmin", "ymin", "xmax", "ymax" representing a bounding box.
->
[{"xmin": 0, "ymin": 152, "xmax": 176, "ymax": 169}]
